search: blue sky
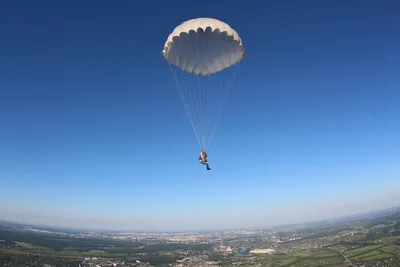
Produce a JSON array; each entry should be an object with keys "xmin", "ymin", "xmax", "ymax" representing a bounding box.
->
[{"xmin": 0, "ymin": 0, "xmax": 399, "ymax": 231}]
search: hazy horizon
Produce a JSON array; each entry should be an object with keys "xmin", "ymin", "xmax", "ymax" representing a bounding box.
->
[{"xmin": 1, "ymin": 189, "xmax": 399, "ymax": 232}]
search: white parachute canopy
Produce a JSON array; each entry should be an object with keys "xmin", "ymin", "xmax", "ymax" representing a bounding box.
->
[{"xmin": 163, "ymin": 18, "xmax": 245, "ymax": 150}]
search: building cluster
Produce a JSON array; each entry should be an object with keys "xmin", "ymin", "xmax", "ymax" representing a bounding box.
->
[{"xmin": 356, "ymin": 258, "xmax": 400, "ymax": 267}]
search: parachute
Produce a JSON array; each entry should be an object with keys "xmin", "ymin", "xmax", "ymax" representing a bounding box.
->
[{"xmin": 162, "ymin": 18, "xmax": 245, "ymax": 151}]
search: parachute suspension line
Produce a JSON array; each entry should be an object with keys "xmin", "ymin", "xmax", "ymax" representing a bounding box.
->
[
  {"xmin": 206, "ymin": 65, "xmax": 239, "ymax": 150},
  {"xmin": 168, "ymin": 63, "xmax": 202, "ymax": 149},
  {"xmin": 168, "ymin": 54, "xmax": 240, "ymax": 151},
  {"xmin": 178, "ymin": 67, "xmax": 204, "ymax": 149},
  {"xmin": 168, "ymin": 67, "xmax": 240, "ymax": 151},
  {"xmin": 201, "ymin": 28, "xmax": 210, "ymax": 151},
  {"xmin": 200, "ymin": 82, "xmax": 207, "ymax": 150}
]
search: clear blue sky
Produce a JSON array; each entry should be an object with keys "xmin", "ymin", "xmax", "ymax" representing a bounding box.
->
[{"xmin": 0, "ymin": 0, "xmax": 399, "ymax": 231}]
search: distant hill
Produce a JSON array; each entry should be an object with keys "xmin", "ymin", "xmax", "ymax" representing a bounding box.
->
[
  {"xmin": 0, "ymin": 220, "xmax": 91, "ymax": 234},
  {"xmin": 266, "ymin": 206, "xmax": 400, "ymax": 229},
  {"xmin": 333, "ymin": 206, "xmax": 400, "ymax": 222},
  {"xmin": 0, "ymin": 220, "xmax": 31, "ymax": 228}
]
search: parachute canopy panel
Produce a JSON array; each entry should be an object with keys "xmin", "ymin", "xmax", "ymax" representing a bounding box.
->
[{"xmin": 162, "ymin": 18, "xmax": 245, "ymax": 76}]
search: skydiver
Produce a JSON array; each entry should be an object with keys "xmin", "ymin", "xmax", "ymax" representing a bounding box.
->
[{"xmin": 199, "ymin": 151, "xmax": 211, "ymax": 170}]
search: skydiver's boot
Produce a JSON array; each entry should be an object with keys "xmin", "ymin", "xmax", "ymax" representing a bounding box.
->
[{"xmin": 206, "ymin": 164, "xmax": 211, "ymax": 171}]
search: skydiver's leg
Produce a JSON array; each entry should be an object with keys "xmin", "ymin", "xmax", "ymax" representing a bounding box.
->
[{"xmin": 206, "ymin": 163, "xmax": 211, "ymax": 170}]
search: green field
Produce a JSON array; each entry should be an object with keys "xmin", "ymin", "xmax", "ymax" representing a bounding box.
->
[
  {"xmin": 361, "ymin": 253, "xmax": 393, "ymax": 261},
  {"xmin": 249, "ymin": 249, "xmax": 342, "ymax": 267},
  {"xmin": 291, "ymin": 256, "xmax": 343, "ymax": 267},
  {"xmin": 343, "ymin": 243, "xmax": 400, "ymax": 262},
  {"xmin": 380, "ymin": 244, "xmax": 400, "ymax": 253},
  {"xmin": 292, "ymin": 249, "xmax": 338, "ymax": 258},
  {"xmin": 252, "ymin": 243, "xmax": 400, "ymax": 267},
  {"xmin": 344, "ymin": 244, "xmax": 384, "ymax": 257},
  {"xmin": 251, "ymin": 254, "xmax": 297, "ymax": 267}
]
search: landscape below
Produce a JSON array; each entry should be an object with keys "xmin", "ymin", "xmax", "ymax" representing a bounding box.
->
[{"xmin": 0, "ymin": 207, "xmax": 399, "ymax": 266}]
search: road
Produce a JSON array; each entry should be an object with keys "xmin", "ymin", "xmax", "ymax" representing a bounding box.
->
[
  {"xmin": 328, "ymin": 248, "xmax": 356, "ymax": 267},
  {"xmin": 337, "ymin": 249, "xmax": 356, "ymax": 267}
]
